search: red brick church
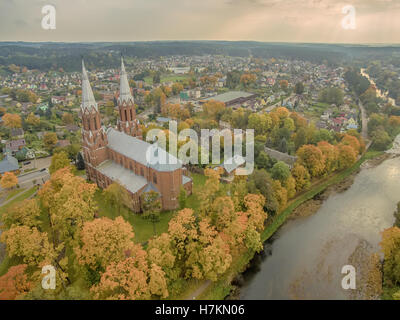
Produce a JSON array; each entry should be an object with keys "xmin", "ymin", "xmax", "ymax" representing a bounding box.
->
[{"xmin": 81, "ymin": 58, "xmax": 192, "ymax": 212}]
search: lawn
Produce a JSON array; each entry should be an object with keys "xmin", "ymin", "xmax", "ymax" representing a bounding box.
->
[
  {"xmin": 4, "ymin": 188, "xmax": 25, "ymax": 201},
  {"xmin": 0, "ymin": 187, "xmax": 38, "ymax": 216},
  {"xmin": 144, "ymin": 74, "xmax": 190, "ymax": 85},
  {"xmin": 93, "ymin": 190, "xmax": 175, "ymax": 244},
  {"xmin": 184, "ymin": 173, "xmax": 207, "ymax": 211}
]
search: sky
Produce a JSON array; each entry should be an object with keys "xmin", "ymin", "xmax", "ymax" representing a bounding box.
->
[{"xmin": 0, "ymin": 0, "xmax": 399, "ymax": 43}]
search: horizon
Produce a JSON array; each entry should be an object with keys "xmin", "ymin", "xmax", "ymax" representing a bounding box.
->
[{"xmin": 1, "ymin": 0, "xmax": 399, "ymax": 44}]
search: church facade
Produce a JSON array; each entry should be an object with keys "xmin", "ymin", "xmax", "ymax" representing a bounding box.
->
[{"xmin": 81, "ymin": 59, "xmax": 192, "ymax": 212}]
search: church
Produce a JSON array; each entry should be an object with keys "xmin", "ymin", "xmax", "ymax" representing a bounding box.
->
[{"xmin": 81, "ymin": 58, "xmax": 192, "ymax": 212}]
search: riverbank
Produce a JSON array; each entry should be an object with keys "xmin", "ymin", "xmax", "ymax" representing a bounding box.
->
[{"xmin": 196, "ymin": 150, "xmax": 384, "ymax": 300}]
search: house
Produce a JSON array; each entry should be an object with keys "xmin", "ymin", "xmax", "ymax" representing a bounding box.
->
[
  {"xmin": 203, "ymin": 91, "xmax": 257, "ymax": 108},
  {"xmin": 10, "ymin": 128, "xmax": 24, "ymax": 139},
  {"xmin": 0, "ymin": 154, "xmax": 19, "ymax": 174},
  {"xmin": 81, "ymin": 59, "xmax": 192, "ymax": 212},
  {"xmin": 4, "ymin": 139, "xmax": 26, "ymax": 155},
  {"xmin": 56, "ymin": 140, "xmax": 71, "ymax": 148}
]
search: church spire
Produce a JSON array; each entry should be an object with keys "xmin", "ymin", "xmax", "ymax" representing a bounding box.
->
[
  {"xmin": 119, "ymin": 57, "xmax": 134, "ymax": 104},
  {"xmin": 81, "ymin": 59, "xmax": 98, "ymax": 112}
]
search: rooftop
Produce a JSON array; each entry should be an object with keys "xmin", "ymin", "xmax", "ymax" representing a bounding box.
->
[
  {"xmin": 106, "ymin": 128, "xmax": 182, "ymax": 172},
  {"xmin": 204, "ymin": 91, "xmax": 255, "ymax": 104}
]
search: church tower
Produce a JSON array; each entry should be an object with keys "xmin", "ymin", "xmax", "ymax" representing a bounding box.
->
[
  {"xmin": 81, "ymin": 60, "xmax": 108, "ymax": 175},
  {"xmin": 117, "ymin": 57, "xmax": 142, "ymax": 139}
]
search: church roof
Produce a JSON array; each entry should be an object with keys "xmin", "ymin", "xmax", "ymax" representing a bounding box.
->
[
  {"xmin": 81, "ymin": 60, "xmax": 98, "ymax": 113},
  {"xmin": 106, "ymin": 128, "xmax": 182, "ymax": 172},
  {"xmin": 97, "ymin": 160, "xmax": 148, "ymax": 194},
  {"xmin": 118, "ymin": 57, "xmax": 134, "ymax": 105}
]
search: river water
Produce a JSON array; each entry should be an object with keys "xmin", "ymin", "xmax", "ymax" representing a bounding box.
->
[{"xmin": 240, "ymin": 141, "xmax": 400, "ymax": 300}]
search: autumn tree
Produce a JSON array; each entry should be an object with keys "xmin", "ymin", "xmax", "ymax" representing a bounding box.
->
[
  {"xmin": 341, "ymin": 134, "xmax": 361, "ymax": 155},
  {"xmin": 147, "ymin": 233, "xmax": 178, "ymax": 288},
  {"xmin": 26, "ymin": 112, "xmax": 40, "ymax": 127},
  {"xmin": 75, "ymin": 216, "xmax": 136, "ymax": 272},
  {"xmin": 62, "ymin": 112, "xmax": 74, "ymax": 125},
  {"xmin": 296, "ymin": 144, "xmax": 325, "ymax": 178},
  {"xmin": 380, "ymin": 227, "xmax": 400, "ymax": 286},
  {"xmin": 1, "ymin": 199, "xmax": 41, "ymax": 229},
  {"xmin": 1, "ymin": 226, "xmax": 54, "ymax": 266},
  {"xmin": 43, "ymin": 132, "xmax": 58, "ymax": 151},
  {"xmin": 0, "ymin": 172, "xmax": 18, "ymax": 189},
  {"xmin": 3, "ymin": 113, "xmax": 22, "ymax": 128},
  {"xmin": 91, "ymin": 255, "xmax": 150, "ymax": 300},
  {"xmin": 291, "ymin": 163, "xmax": 310, "ymax": 191},
  {"xmin": 103, "ymin": 182, "xmax": 131, "ymax": 216},
  {"xmin": 0, "ymin": 264, "xmax": 31, "ymax": 300},
  {"xmin": 198, "ymin": 168, "xmax": 222, "ymax": 216},
  {"xmin": 337, "ymin": 144, "xmax": 357, "ymax": 170},
  {"xmin": 49, "ymin": 151, "xmax": 71, "ymax": 174},
  {"xmin": 202, "ymin": 100, "xmax": 226, "ymax": 121},
  {"xmin": 317, "ymin": 141, "xmax": 338, "ymax": 174},
  {"xmin": 38, "ymin": 167, "xmax": 97, "ymax": 244}
]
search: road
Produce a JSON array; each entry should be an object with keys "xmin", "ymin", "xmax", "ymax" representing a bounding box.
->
[
  {"xmin": 359, "ymin": 100, "xmax": 369, "ymax": 141},
  {"xmin": 18, "ymin": 170, "xmax": 50, "ymax": 188},
  {"xmin": 260, "ymin": 93, "xmax": 295, "ymax": 113}
]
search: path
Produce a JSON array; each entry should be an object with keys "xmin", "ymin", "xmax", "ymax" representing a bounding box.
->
[
  {"xmin": 359, "ymin": 100, "xmax": 369, "ymax": 141},
  {"xmin": 185, "ymin": 280, "xmax": 212, "ymax": 300}
]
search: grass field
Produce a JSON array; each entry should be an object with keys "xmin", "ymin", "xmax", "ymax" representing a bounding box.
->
[
  {"xmin": 0, "ymin": 187, "xmax": 38, "ymax": 216},
  {"xmin": 93, "ymin": 190, "xmax": 175, "ymax": 244},
  {"xmin": 144, "ymin": 74, "xmax": 190, "ymax": 85}
]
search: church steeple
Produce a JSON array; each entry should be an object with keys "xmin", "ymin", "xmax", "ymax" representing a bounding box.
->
[
  {"xmin": 80, "ymin": 60, "xmax": 108, "ymax": 172},
  {"xmin": 117, "ymin": 57, "xmax": 142, "ymax": 139},
  {"xmin": 81, "ymin": 60, "xmax": 98, "ymax": 113}
]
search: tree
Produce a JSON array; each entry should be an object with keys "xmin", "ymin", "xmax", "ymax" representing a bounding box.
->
[
  {"xmin": 147, "ymin": 233, "xmax": 177, "ymax": 287},
  {"xmin": 26, "ymin": 112, "xmax": 40, "ymax": 127},
  {"xmin": 38, "ymin": 167, "xmax": 98, "ymax": 243},
  {"xmin": 247, "ymin": 169, "xmax": 279, "ymax": 213},
  {"xmin": 103, "ymin": 182, "xmax": 131, "ymax": 216},
  {"xmin": 380, "ymin": 227, "xmax": 400, "ymax": 286},
  {"xmin": 294, "ymin": 82, "xmax": 304, "ymax": 95},
  {"xmin": 1, "ymin": 226, "xmax": 54, "ymax": 266},
  {"xmin": 3, "ymin": 113, "xmax": 22, "ymax": 128},
  {"xmin": 296, "ymin": 144, "xmax": 325, "ymax": 177},
  {"xmin": 371, "ymin": 128, "xmax": 392, "ymax": 151},
  {"xmin": 341, "ymin": 134, "xmax": 361, "ymax": 155},
  {"xmin": 0, "ymin": 172, "xmax": 18, "ymax": 189},
  {"xmin": 291, "ymin": 163, "xmax": 310, "ymax": 191},
  {"xmin": 317, "ymin": 141, "xmax": 338, "ymax": 174},
  {"xmin": 76, "ymin": 152, "xmax": 85, "ymax": 171},
  {"xmin": 91, "ymin": 255, "xmax": 151, "ymax": 300},
  {"xmin": 43, "ymin": 132, "xmax": 58, "ymax": 151},
  {"xmin": 49, "ymin": 151, "xmax": 71, "ymax": 174},
  {"xmin": 76, "ymin": 216, "xmax": 136, "ymax": 271},
  {"xmin": 1, "ymin": 199, "xmax": 41, "ymax": 229},
  {"xmin": 178, "ymin": 186, "xmax": 187, "ymax": 209},
  {"xmin": 0, "ymin": 264, "xmax": 31, "ymax": 300},
  {"xmin": 270, "ymin": 161, "xmax": 291, "ymax": 183},
  {"xmin": 62, "ymin": 113, "xmax": 74, "ymax": 125},
  {"xmin": 337, "ymin": 144, "xmax": 357, "ymax": 170},
  {"xmin": 279, "ymin": 80, "xmax": 289, "ymax": 91},
  {"xmin": 141, "ymin": 190, "xmax": 162, "ymax": 235},
  {"xmin": 172, "ymin": 82, "xmax": 184, "ymax": 95}
]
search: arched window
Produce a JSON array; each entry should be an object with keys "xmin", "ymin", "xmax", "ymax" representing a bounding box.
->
[{"xmin": 124, "ymin": 109, "xmax": 127, "ymax": 121}]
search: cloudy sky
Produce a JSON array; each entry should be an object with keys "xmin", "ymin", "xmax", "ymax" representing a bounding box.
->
[{"xmin": 0, "ymin": 0, "xmax": 399, "ymax": 43}]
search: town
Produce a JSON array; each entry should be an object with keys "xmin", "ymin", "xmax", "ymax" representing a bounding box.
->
[{"xmin": 0, "ymin": 39, "xmax": 399, "ymax": 302}]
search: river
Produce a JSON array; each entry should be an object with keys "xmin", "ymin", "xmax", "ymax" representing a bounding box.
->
[
  {"xmin": 360, "ymin": 68, "xmax": 396, "ymax": 106},
  {"xmin": 240, "ymin": 139, "xmax": 400, "ymax": 300}
]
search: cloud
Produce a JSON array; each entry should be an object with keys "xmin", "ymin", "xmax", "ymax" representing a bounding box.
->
[{"xmin": 0, "ymin": 0, "xmax": 398, "ymax": 43}]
